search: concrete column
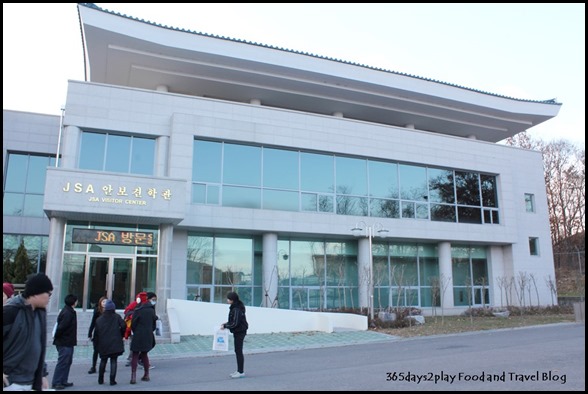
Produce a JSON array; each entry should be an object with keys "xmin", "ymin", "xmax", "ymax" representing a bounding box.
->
[
  {"xmin": 46, "ymin": 217, "xmax": 66, "ymax": 313},
  {"xmin": 357, "ymin": 237, "xmax": 371, "ymax": 310},
  {"xmin": 262, "ymin": 233, "xmax": 279, "ymax": 307},
  {"xmin": 156, "ymin": 224, "xmax": 174, "ymax": 316},
  {"xmin": 59, "ymin": 125, "xmax": 81, "ymax": 168},
  {"xmin": 438, "ymin": 241, "xmax": 454, "ymax": 310},
  {"xmin": 155, "ymin": 135, "xmax": 169, "ymax": 177}
]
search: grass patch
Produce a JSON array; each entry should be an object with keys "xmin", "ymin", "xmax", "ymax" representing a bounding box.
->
[{"xmin": 375, "ymin": 313, "xmax": 575, "ymax": 338}]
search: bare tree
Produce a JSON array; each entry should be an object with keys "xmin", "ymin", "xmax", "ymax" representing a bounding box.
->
[
  {"xmin": 439, "ymin": 273, "xmax": 452, "ymax": 325},
  {"xmin": 529, "ymin": 273, "xmax": 540, "ymax": 307},
  {"xmin": 544, "ymin": 275, "xmax": 557, "ymax": 305}
]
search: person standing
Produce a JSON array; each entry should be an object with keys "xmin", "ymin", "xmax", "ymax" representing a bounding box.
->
[
  {"xmin": 123, "ymin": 292, "xmax": 147, "ymax": 366},
  {"xmin": 94, "ymin": 299, "xmax": 126, "ymax": 386},
  {"xmin": 3, "ymin": 282, "xmax": 15, "ymax": 304},
  {"xmin": 3, "ymin": 273, "xmax": 53, "ymax": 391},
  {"xmin": 129, "ymin": 292, "xmax": 157, "ymax": 384},
  {"xmin": 221, "ymin": 291, "xmax": 249, "ymax": 379},
  {"xmin": 51, "ymin": 294, "xmax": 78, "ymax": 390},
  {"xmin": 87, "ymin": 296, "xmax": 107, "ymax": 374}
]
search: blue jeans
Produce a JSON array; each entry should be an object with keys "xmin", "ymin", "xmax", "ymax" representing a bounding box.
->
[{"xmin": 52, "ymin": 346, "xmax": 74, "ymax": 386}]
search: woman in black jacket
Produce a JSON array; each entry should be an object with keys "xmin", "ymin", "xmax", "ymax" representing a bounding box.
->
[
  {"xmin": 129, "ymin": 294, "xmax": 157, "ymax": 384},
  {"xmin": 94, "ymin": 299, "xmax": 126, "ymax": 385},
  {"xmin": 221, "ymin": 291, "xmax": 248, "ymax": 379},
  {"xmin": 87, "ymin": 296, "xmax": 107, "ymax": 374}
]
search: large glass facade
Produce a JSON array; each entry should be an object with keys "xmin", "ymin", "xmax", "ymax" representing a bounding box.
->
[
  {"xmin": 191, "ymin": 139, "xmax": 499, "ymax": 224},
  {"xmin": 185, "ymin": 235, "xmax": 453, "ymax": 311},
  {"xmin": 3, "ymin": 153, "xmax": 55, "ymax": 217}
]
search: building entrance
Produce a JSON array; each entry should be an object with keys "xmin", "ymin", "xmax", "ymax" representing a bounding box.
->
[{"xmin": 86, "ymin": 255, "xmax": 133, "ymax": 310}]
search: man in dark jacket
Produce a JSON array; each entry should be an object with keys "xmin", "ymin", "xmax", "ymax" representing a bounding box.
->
[
  {"xmin": 51, "ymin": 294, "xmax": 78, "ymax": 390},
  {"xmin": 3, "ymin": 273, "xmax": 53, "ymax": 391}
]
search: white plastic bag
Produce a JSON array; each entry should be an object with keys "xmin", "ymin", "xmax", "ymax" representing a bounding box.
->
[{"xmin": 212, "ymin": 329, "xmax": 229, "ymax": 351}]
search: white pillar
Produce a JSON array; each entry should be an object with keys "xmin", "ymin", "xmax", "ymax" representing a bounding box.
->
[
  {"xmin": 438, "ymin": 242, "xmax": 454, "ymax": 310},
  {"xmin": 156, "ymin": 224, "xmax": 174, "ymax": 316},
  {"xmin": 262, "ymin": 233, "xmax": 279, "ymax": 307},
  {"xmin": 46, "ymin": 217, "xmax": 66, "ymax": 313},
  {"xmin": 357, "ymin": 237, "xmax": 371, "ymax": 311},
  {"xmin": 155, "ymin": 136, "xmax": 169, "ymax": 177},
  {"xmin": 59, "ymin": 125, "xmax": 81, "ymax": 168}
]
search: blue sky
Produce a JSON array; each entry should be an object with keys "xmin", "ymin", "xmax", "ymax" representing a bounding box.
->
[{"xmin": 3, "ymin": 3, "xmax": 585, "ymax": 146}]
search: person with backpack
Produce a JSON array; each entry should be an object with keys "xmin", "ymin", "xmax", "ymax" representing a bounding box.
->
[{"xmin": 123, "ymin": 292, "xmax": 147, "ymax": 366}]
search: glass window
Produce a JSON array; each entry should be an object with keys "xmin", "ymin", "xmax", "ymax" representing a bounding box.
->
[
  {"xmin": 193, "ymin": 140, "xmax": 222, "ymax": 182},
  {"xmin": 263, "ymin": 190, "xmax": 299, "ymax": 211},
  {"xmin": 224, "ymin": 143, "xmax": 261, "ymax": 186},
  {"xmin": 131, "ymin": 137, "xmax": 155, "ymax": 175},
  {"xmin": 480, "ymin": 175, "xmax": 497, "ymax": 207},
  {"xmin": 3, "ymin": 153, "xmax": 53, "ymax": 217},
  {"xmin": 263, "ymin": 148, "xmax": 299, "ymax": 189},
  {"xmin": 79, "ymin": 132, "xmax": 154, "ymax": 175},
  {"xmin": 525, "ymin": 193, "xmax": 535, "ymax": 213},
  {"xmin": 336, "ymin": 156, "xmax": 367, "ymax": 196},
  {"xmin": 186, "ymin": 235, "xmax": 214, "ymax": 284},
  {"xmin": 336, "ymin": 196, "xmax": 368, "ymax": 216},
  {"xmin": 214, "ymin": 237, "xmax": 253, "ymax": 286},
  {"xmin": 428, "ymin": 168, "xmax": 454, "ymax": 203},
  {"xmin": 105, "ymin": 134, "xmax": 131, "ymax": 173},
  {"xmin": 370, "ymin": 198, "xmax": 399, "ymax": 219},
  {"xmin": 79, "ymin": 132, "xmax": 106, "ymax": 171},
  {"xmin": 457, "ymin": 207, "xmax": 482, "ymax": 224},
  {"xmin": 455, "ymin": 171, "xmax": 481, "ymax": 206},
  {"xmin": 529, "ymin": 237, "xmax": 539, "ymax": 256},
  {"xmin": 300, "ymin": 152, "xmax": 334, "ymax": 193},
  {"xmin": 430, "ymin": 204, "xmax": 456, "ymax": 222},
  {"xmin": 399, "ymin": 164, "xmax": 427, "ymax": 201},
  {"xmin": 223, "ymin": 186, "xmax": 261, "ymax": 209},
  {"xmin": 368, "ymin": 160, "xmax": 398, "ymax": 199}
]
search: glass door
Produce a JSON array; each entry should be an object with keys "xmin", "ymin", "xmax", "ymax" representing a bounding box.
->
[{"xmin": 86, "ymin": 256, "xmax": 133, "ymax": 310}]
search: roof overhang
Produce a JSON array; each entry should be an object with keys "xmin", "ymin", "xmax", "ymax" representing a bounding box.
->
[{"xmin": 78, "ymin": 4, "xmax": 561, "ymax": 143}]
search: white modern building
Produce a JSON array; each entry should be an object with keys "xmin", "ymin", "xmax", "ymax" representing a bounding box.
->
[{"xmin": 3, "ymin": 3, "xmax": 562, "ymax": 320}]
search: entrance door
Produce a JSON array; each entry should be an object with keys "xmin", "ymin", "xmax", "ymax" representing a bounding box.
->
[{"xmin": 87, "ymin": 256, "xmax": 133, "ymax": 310}]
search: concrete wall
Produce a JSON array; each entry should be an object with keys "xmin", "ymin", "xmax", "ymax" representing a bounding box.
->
[{"xmin": 167, "ymin": 298, "xmax": 367, "ymax": 342}]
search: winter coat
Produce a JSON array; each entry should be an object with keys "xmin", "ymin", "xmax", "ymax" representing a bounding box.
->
[
  {"xmin": 3, "ymin": 295, "xmax": 48, "ymax": 391},
  {"xmin": 130, "ymin": 303, "xmax": 157, "ymax": 352},
  {"xmin": 53, "ymin": 304, "xmax": 77, "ymax": 347},
  {"xmin": 223, "ymin": 303, "xmax": 248, "ymax": 334},
  {"xmin": 94, "ymin": 310, "xmax": 126, "ymax": 357}
]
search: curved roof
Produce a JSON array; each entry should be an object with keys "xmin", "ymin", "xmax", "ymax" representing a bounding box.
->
[{"xmin": 78, "ymin": 3, "xmax": 561, "ymax": 142}]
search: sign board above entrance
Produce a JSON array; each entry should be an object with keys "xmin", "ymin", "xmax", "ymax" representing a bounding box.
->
[{"xmin": 72, "ymin": 229, "xmax": 154, "ymax": 247}]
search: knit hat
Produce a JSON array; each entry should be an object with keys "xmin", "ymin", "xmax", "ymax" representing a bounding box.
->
[
  {"xmin": 3, "ymin": 282, "xmax": 15, "ymax": 298},
  {"xmin": 23, "ymin": 273, "xmax": 53, "ymax": 297},
  {"xmin": 137, "ymin": 292, "xmax": 148, "ymax": 303},
  {"xmin": 104, "ymin": 299, "xmax": 116, "ymax": 311}
]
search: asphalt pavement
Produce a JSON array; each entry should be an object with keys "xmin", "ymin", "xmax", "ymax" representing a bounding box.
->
[{"xmin": 45, "ymin": 322, "xmax": 585, "ymax": 391}]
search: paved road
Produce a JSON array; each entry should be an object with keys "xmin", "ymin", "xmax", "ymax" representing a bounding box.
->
[{"xmin": 46, "ymin": 323, "xmax": 584, "ymax": 391}]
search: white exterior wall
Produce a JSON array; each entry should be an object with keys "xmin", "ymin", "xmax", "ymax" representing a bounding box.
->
[{"xmin": 63, "ymin": 81, "xmax": 556, "ymax": 309}]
